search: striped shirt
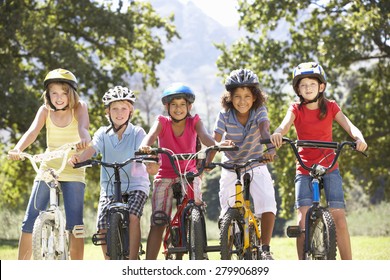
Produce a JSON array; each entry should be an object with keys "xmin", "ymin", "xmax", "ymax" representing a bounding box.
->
[
  {"xmin": 39, "ymin": 110, "xmax": 85, "ymax": 183},
  {"xmin": 214, "ymin": 107, "xmax": 269, "ymax": 167}
]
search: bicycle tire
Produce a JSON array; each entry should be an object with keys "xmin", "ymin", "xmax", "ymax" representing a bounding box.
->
[
  {"xmin": 188, "ymin": 207, "xmax": 205, "ymax": 260},
  {"xmin": 305, "ymin": 208, "xmax": 337, "ymax": 260},
  {"xmin": 32, "ymin": 211, "xmax": 69, "ymax": 260},
  {"xmin": 244, "ymin": 222, "xmax": 261, "ymax": 260},
  {"xmin": 107, "ymin": 212, "xmax": 126, "ymax": 260},
  {"xmin": 220, "ymin": 208, "xmax": 245, "ymax": 260}
]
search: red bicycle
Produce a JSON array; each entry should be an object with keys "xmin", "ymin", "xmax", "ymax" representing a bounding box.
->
[{"xmin": 136, "ymin": 145, "xmax": 237, "ymax": 260}]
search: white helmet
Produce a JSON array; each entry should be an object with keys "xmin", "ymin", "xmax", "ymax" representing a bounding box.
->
[{"xmin": 102, "ymin": 86, "xmax": 136, "ymax": 106}]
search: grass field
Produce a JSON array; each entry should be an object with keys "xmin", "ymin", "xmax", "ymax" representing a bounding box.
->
[{"xmin": 1, "ymin": 236, "xmax": 389, "ymax": 260}]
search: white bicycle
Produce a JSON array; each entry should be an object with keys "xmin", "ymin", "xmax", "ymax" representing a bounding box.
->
[{"xmin": 14, "ymin": 143, "xmax": 84, "ymax": 260}]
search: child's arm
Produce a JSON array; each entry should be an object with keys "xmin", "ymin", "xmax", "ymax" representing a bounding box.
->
[
  {"xmin": 259, "ymin": 120, "xmax": 276, "ymax": 161},
  {"xmin": 8, "ymin": 105, "xmax": 47, "ymax": 160},
  {"xmin": 205, "ymin": 131, "xmax": 223, "ymax": 166},
  {"xmin": 270, "ymin": 110, "xmax": 295, "ymax": 148},
  {"xmin": 195, "ymin": 119, "xmax": 216, "ymax": 147},
  {"xmin": 75, "ymin": 100, "xmax": 91, "ymax": 150},
  {"xmin": 335, "ymin": 111, "xmax": 368, "ymax": 152},
  {"xmin": 139, "ymin": 120, "xmax": 161, "ymax": 152}
]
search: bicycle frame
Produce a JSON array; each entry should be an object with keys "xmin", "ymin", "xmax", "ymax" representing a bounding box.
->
[
  {"xmin": 136, "ymin": 145, "xmax": 237, "ymax": 260},
  {"xmin": 208, "ymin": 157, "xmax": 265, "ymax": 260},
  {"xmin": 15, "ymin": 143, "xmax": 78, "ymax": 260}
]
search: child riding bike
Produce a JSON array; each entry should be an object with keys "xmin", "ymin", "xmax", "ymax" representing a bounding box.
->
[
  {"xmin": 138, "ymin": 83, "xmax": 219, "ymax": 260},
  {"xmin": 270, "ymin": 62, "xmax": 368, "ymax": 260},
  {"xmin": 8, "ymin": 68, "xmax": 90, "ymax": 260},
  {"xmin": 69, "ymin": 86, "xmax": 151, "ymax": 260},
  {"xmin": 208, "ymin": 69, "xmax": 277, "ymax": 260}
]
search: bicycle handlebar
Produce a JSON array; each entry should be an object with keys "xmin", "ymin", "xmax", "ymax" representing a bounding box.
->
[
  {"xmin": 134, "ymin": 145, "xmax": 239, "ymax": 178},
  {"xmin": 73, "ymin": 156, "xmax": 159, "ymax": 169},
  {"xmin": 14, "ymin": 143, "xmax": 78, "ymax": 179},
  {"xmin": 260, "ymin": 137, "xmax": 367, "ymax": 174},
  {"xmin": 206, "ymin": 156, "xmax": 267, "ymax": 172}
]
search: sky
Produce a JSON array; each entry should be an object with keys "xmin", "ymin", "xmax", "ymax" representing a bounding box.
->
[{"xmin": 180, "ymin": 0, "xmax": 240, "ymax": 26}]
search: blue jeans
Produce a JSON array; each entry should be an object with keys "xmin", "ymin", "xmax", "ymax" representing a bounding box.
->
[
  {"xmin": 294, "ymin": 169, "xmax": 345, "ymax": 209},
  {"xmin": 21, "ymin": 180, "xmax": 85, "ymax": 233}
]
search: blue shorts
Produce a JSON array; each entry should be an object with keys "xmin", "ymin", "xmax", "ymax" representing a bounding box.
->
[
  {"xmin": 294, "ymin": 169, "xmax": 345, "ymax": 209},
  {"xmin": 21, "ymin": 180, "xmax": 85, "ymax": 233}
]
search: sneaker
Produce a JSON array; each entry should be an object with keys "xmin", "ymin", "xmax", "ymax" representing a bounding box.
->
[{"xmin": 261, "ymin": 251, "xmax": 274, "ymax": 260}]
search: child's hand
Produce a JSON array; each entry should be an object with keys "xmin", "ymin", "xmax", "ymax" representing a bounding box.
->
[
  {"xmin": 145, "ymin": 161, "xmax": 160, "ymax": 175},
  {"xmin": 355, "ymin": 139, "xmax": 368, "ymax": 152},
  {"xmin": 263, "ymin": 150, "xmax": 277, "ymax": 163},
  {"xmin": 76, "ymin": 139, "xmax": 90, "ymax": 151},
  {"xmin": 270, "ymin": 133, "xmax": 283, "ymax": 149},
  {"xmin": 138, "ymin": 146, "xmax": 152, "ymax": 153},
  {"xmin": 219, "ymin": 140, "xmax": 235, "ymax": 147},
  {"xmin": 8, "ymin": 149, "xmax": 22, "ymax": 160},
  {"xmin": 68, "ymin": 154, "xmax": 80, "ymax": 167}
]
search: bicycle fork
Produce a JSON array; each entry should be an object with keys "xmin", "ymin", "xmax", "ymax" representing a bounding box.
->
[{"xmin": 286, "ymin": 178, "xmax": 321, "ymax": 240}]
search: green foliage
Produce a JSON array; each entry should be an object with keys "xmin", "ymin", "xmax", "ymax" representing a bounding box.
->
[
  {"xmin": 215, "ymin": 0, "xmax": 390, "ymax": 218},
  {"xmin": 0, "ymin": 0, "xmax": 178, "ymax": 208}
]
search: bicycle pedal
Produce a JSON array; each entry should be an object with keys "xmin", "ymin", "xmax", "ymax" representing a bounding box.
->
[
  {"xmin": 92, "ymin": 233, "xmax": 107, "ymax": 245},
  {"xmin": 72, "ymin": 225, "xmax": 86, "ymax": 238},
  {"xmin": 286, "ymin": 225, "xmax": 302, "ymax": 238}
]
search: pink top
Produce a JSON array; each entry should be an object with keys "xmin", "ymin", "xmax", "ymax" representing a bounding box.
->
[
  {"xmin": 290, "ymin": 100, "xmax": 341, "ymax": 175},
  {"xmin": 156, "ymin": 114, "xmax": 200, "ymax": 179}
]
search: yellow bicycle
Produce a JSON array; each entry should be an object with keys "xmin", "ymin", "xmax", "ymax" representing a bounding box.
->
[{"xmin": 208, "ymin": 157, "xmax": 267, "ymax": 260}]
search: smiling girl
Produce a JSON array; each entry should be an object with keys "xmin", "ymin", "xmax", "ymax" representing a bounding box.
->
[{"xmin": 8, "ymin": 68, "xmax": 90, "ymax": 260}]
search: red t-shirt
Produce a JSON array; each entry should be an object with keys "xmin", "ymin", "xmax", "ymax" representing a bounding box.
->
[{"xmin": 290, "ymin": 100, "xmax": 341, "ymax": 175}]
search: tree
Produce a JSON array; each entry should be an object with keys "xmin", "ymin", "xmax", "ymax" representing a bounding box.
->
[
  {"xmin": 0, "ymin": 0, "xmax": 179, "ymax": 208},
  {"xmin": 214, "ymin": 0, "xmax": 390, "ymax": 218}
]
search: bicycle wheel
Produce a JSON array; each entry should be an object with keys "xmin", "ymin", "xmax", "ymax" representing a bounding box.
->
[
  {"xmin": 188, "ymin": 207, "xmax": 205, "ymax": 260},
  {"xmin": 107, "ymin": 212, "xmax": 126, "ymax": 260},
  {"xmin": 220, "ymin": 208, "xmax": 244, "ymax": 260},
  {"xmin": 244, "ymin": 222, "xmax": 261, "ymax": 260},
  {"xmin": 32, "ymin": 211, "xmax": 68, "ymax": 260},
  {"xmin": 305, "ymin": 208, "xmax": 337, "ymax": 260}
]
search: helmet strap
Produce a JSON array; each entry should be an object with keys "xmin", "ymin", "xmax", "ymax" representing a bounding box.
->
[{"xmin": 105, "ymin": 113, "xmax": 132, "ymax": 134}]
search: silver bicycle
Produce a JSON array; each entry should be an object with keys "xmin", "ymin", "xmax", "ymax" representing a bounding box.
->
[{"xmin": 15, "ymin": 143, "xmax": 84, "ymax": 260}]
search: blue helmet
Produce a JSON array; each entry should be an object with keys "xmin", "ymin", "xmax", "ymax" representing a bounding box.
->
[{"xmin": 161, "ymin": 83, "xmax": 195, "ymax": 105}]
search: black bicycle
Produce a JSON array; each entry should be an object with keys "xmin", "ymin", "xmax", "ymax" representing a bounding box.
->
[
  {"xmin": 261, "ymin": 137, "xmax": 367, "ymax": 260},
  {"xmin": 136, "ymin": 145, "xmax": 237, "ymax": 260},
  {"xmin": 73, "ymin": 156, "xmax": 157, "ymax": 260}
]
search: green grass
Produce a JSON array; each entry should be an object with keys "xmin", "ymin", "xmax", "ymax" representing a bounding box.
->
[{"xmin": 1, "ymin": 236, "xmax": 389, "ymax": 260}]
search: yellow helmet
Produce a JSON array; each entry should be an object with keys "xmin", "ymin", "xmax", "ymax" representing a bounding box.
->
[{"xmin": 43, "ymin": 68, "xmax": 78, "ymax": 90}]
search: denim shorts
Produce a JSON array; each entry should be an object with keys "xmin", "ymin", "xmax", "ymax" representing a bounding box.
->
[
  {"xmin": 294, "ymin": 169, "xmax": 345, "ymax": 209},
  {"xmin": 21, "ymin": 180, "xmax": 85, "ymax": 233}
]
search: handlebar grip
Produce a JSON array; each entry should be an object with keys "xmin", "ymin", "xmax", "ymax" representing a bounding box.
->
[
  {"xmin": 134, "ymin": 150, "xmax": 159, "ymax": 156},
  {"xmin": 217, "ymin": 145, "xmax": 239, "ymax": 152},
  {"xmin": 260, "ymin": 139, "xmax": 272, "ymax": 144},
  {"xmin": 73, "ymin": 160, "xmax": 93, "ymax": 169}
]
